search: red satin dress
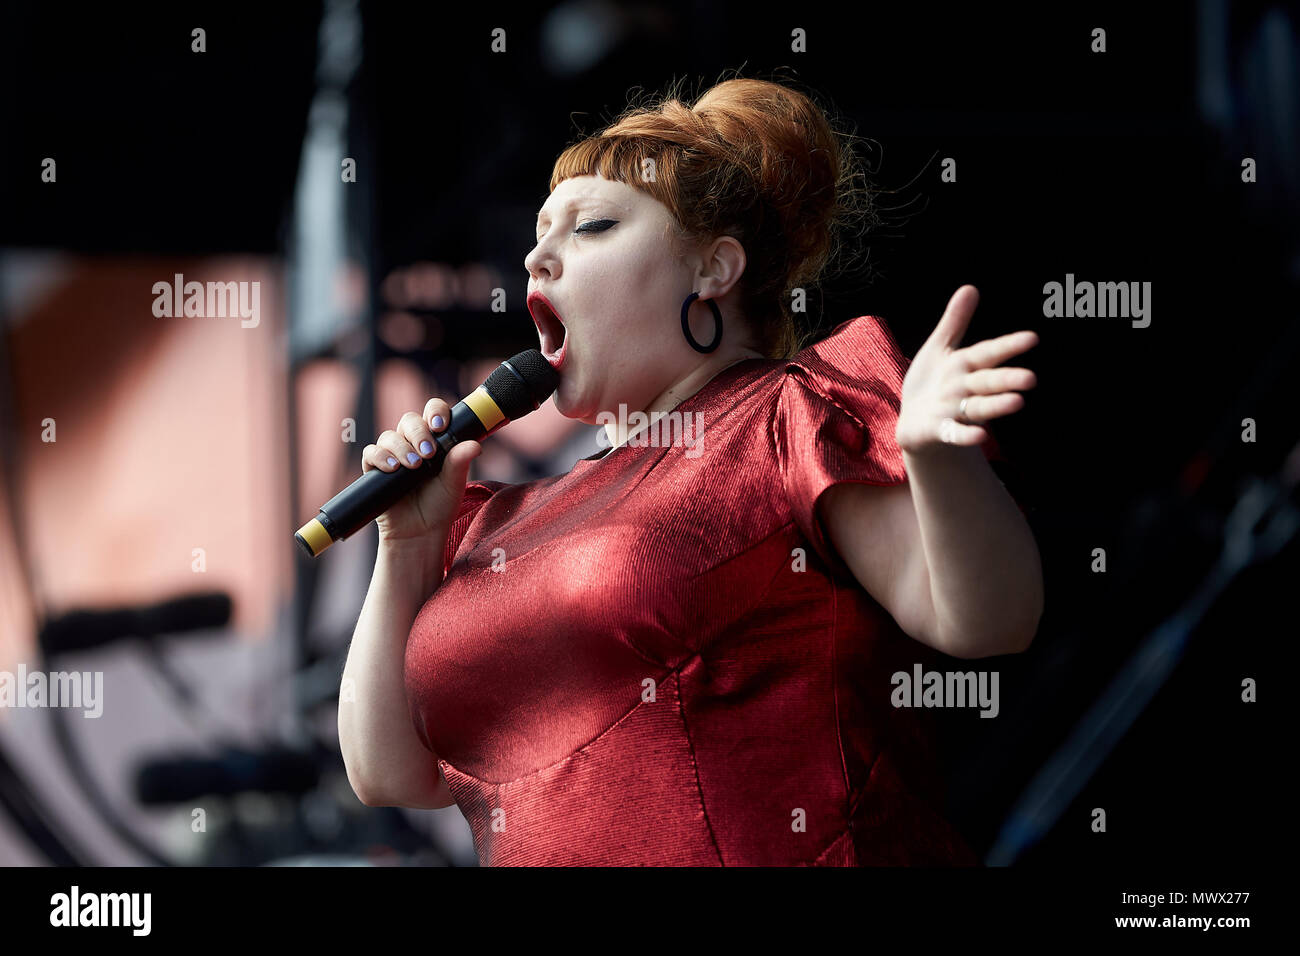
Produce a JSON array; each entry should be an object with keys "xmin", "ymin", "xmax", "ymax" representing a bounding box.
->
[{"xmin": 405, "ymin": 314, "xmax": 1000, "ymax": 866}]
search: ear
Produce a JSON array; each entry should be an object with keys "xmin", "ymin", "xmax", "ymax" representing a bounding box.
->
[{"xmin": 695, "ymin": 235, "xmax": 747, "ymax": 300}]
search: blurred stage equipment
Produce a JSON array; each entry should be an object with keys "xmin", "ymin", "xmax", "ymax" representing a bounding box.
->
[
  {"xmin": 987, "ymin": 444, "xmax": 1298, "ymax": 864},
  {"xmin": 986, "ymin": 2, "xmax": 1300, "ymax": 864}
]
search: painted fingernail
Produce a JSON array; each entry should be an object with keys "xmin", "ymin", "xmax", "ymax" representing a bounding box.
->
[
  {"xmin": 432, "ymin": 415, "xmax": 445, "ymax": 429},
  {"xmin": 420, "ymin": 440, "xmax": 433, "ymax": 455},
  {"xmin": 407, "ymin": 452, "xmax": 419, "ymax": 465},
  {"xmin": 386, "ymin": 456, "xmax": 398, "ymax": 466}
]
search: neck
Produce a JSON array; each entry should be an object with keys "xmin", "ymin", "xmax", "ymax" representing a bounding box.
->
[{"xmin": 601, "ymin": 348, "xmax": 764, "ymax": 451}]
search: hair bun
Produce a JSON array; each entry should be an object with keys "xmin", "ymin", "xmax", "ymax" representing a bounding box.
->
[{"xmin": 550, "ymin": 75, "xmax": 875, "ymax": 358}]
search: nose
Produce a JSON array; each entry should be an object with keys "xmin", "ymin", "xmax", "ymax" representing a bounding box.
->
[{"xmin": 524, "ymin": 238, "xmax": 559, "ymax": 283}]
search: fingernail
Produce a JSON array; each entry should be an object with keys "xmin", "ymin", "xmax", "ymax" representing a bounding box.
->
[
  {"xmin": 386, "ymin": 456, "xmax": 397, "ymax": 466},
  {"xmin": 407, "ymin": 452, "xmax": 419, "ymax": 465},
  {"xmin": 420, "ymin": 440, "xmax": 433, "ymax": 455},
  {"xmin": 432, "ymin": 415, "xmax": 445, "ymax": 428}
]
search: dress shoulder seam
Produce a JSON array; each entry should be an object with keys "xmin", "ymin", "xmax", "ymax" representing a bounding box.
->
[{"xmin": 779, "ymin": 365, "xmax": 873, "ymax": 433}]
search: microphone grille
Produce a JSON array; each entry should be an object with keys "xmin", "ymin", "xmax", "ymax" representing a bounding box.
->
[{"xmin": 485, "ymin": 349, "xmax": 560, "ymax": 419}]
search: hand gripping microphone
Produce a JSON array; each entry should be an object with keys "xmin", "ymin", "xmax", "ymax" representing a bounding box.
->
[{"xmin": 294, "ymin": 349, "xmax": 559, "ymax": 557}]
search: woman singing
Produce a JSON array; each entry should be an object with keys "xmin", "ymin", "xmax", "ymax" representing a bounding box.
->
[{"xmin": 338, "ymin": 76, "xmax": 1044, "ymax": 866}]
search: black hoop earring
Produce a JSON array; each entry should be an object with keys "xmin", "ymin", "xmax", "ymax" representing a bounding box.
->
[{"xmin": 681, "ymin": 291, "xmax": 723, "ymax": 353}]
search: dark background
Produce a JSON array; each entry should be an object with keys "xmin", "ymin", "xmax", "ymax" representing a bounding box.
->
[{"xmin": 1, "ymin": 0, "xmax": 1294, "ymax": 869}]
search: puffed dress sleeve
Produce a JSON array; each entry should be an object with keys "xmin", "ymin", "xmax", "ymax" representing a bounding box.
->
[{"xmin": 773, "ymin": 315, "xmax": 1008, "ymax": 579}]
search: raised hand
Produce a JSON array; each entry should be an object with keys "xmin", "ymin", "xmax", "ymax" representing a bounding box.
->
[{"xmin": 895, "ymin": 285, "xmax": 1039, "ymax": 455}]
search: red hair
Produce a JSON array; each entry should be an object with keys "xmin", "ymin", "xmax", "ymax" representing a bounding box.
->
[{"xmin": 549, "ymin": 73, "xmax": 878, "ymax": 358}]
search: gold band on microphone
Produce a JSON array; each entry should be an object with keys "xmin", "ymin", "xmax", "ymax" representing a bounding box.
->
[
  {"xmin": 295, "ymin": 516, "xmax": 334, "ymax": 556},
  {"xmin": 463, "ymin": 386, "xmax": 506, "ymax": 431}
]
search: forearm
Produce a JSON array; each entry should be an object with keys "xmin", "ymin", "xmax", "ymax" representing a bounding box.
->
[
  {"xmin": 903, "ymin": 444, "xmax": 1043, "ymax": 657},
  {"xmin": 338, "ymin": 537, "xmax": 446, "ymax": 805}
]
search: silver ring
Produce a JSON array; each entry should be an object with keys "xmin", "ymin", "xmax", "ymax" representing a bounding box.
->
[{"xmin": 957, "ymin": 396, "xmax": 971, "ymax": 423}]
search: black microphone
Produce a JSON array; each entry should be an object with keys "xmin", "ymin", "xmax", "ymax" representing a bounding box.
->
[{"xmin": 294, "ymin": 348, "xmax": 559, "ymax": 557}]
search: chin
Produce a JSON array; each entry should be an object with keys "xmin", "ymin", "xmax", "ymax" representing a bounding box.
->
[{"xmin": 552, "ymin": 376, "xmax": 594, "ymax": 422}]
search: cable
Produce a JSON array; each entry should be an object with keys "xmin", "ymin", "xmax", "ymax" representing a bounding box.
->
[{"xmin": 0, "ymin": 743, "xmax": 89, "ymax": 865}]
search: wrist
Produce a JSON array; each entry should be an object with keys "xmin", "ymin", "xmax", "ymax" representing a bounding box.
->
[
  {"xmin": 901, "ymin": 440, "xmax": 960, "ymax": 461},
  {"xmin": 377, "ymin": 533, "xmax": 445, "ymax": 591}
]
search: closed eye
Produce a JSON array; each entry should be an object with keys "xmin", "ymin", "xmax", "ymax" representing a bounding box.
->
[{"xmin": 575, "ymin": 219, "xmax": 617, "ymax": 234}]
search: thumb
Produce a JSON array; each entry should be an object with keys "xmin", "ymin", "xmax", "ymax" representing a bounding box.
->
[
  {"xmin": 428, "ymin": 440, "xmax": 482, "ymax": 516},
  {"xmin": 440, "ymin": 440, "xmax": 482, "ymax": 487},
  {"xmin": 926, "ymin": 284, "xmax": 979, "ymax": 352}
]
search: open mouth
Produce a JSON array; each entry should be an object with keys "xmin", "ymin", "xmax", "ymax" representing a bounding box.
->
[{"xmin": 527, "ymin": 291, "xmax": 569, "ymax": 370}]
